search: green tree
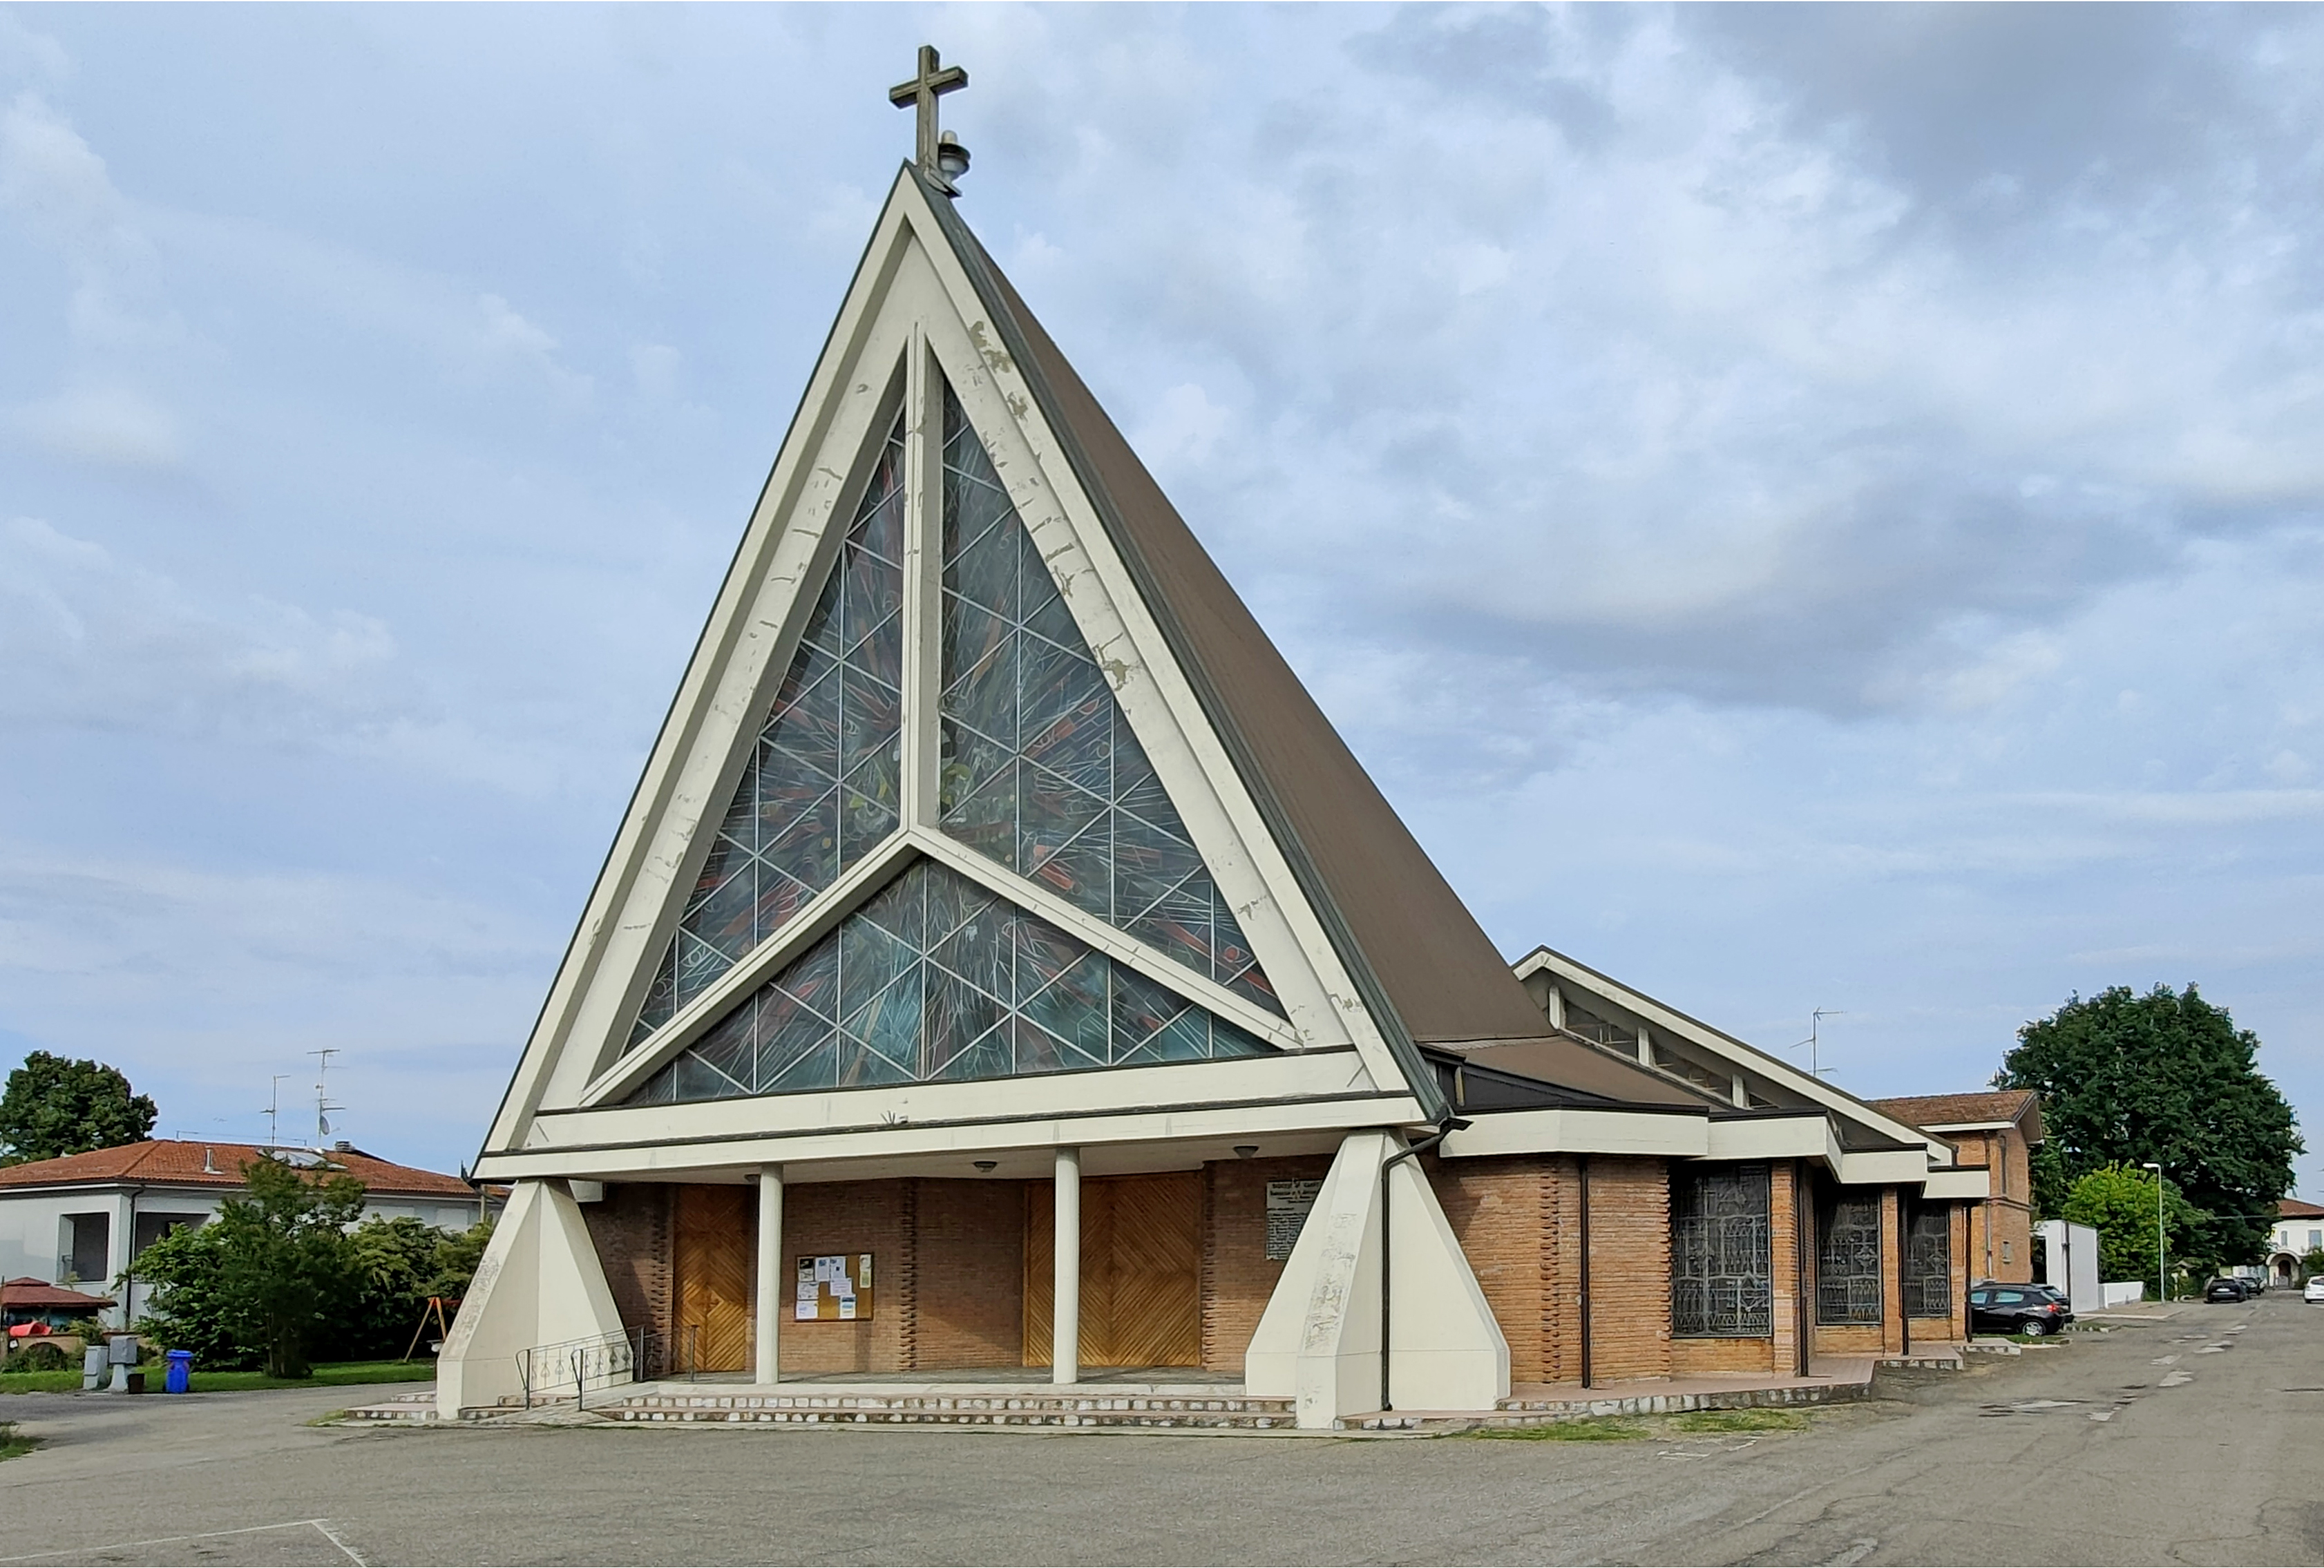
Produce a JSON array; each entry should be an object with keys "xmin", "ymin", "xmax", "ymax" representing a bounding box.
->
[
  {"xmin": 133, "ymin": 1223, "xmax": 259, "ymax": 1370},
  {"xmin": 204, "ymin": 1157, "xmax": 365, "ymax": 1377},
  {"xmin": 1996, "ymin": 985, "xmax": 2301, "ymax": 1264},
  {"xmin": 339, "ymin": 1216, "xmax": 495, "ymax": 1359},
  {"xmin": 2029, "ymin": 1141, "xmax": 2071, "ymax": 1221},
  {"xmin": 2060, "ymin": 1163, "xmax": 2202, "ymax": 1293},
  {"xmin": 0, "ymin": 1051, "xmax": 158, "ymax": 1165}
]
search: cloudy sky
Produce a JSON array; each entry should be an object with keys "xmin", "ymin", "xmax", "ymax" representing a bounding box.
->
[{"xmin": 4, "ymin": 4, "xmax": 2322, "ymax": 1187}]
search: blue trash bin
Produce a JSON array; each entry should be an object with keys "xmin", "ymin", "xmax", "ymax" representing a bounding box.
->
[{"xmin": 164, "ymin": 1349, "xmax": 193, "ymax": 1395}]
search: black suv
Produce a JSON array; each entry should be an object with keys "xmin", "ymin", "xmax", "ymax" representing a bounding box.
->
[
  {"xmin": 1968, "ymin": 1283, "xmax": 2074, "ymax": 1336},
  {"xmin": 2204, "ymin": 1277, "xmax": 2252, "ymax": 1303}
]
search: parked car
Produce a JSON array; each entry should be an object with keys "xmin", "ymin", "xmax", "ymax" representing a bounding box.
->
[
  {"xmin": 2304, "ymin": 1277, "xmax": 2324, "ymax": 1304},
  {"xmin": 2203, "ymin": 1277, "xmax": 2251, "ymax": 1303},
  {"xmin": 1968, "ymin": 1285, "xmax": 2074, "ymax": 1337}
]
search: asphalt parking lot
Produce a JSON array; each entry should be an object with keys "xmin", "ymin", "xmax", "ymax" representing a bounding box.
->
[{"xmin": 3, "ymin": 1297, "xmax": 2318, "ymax": 1566}]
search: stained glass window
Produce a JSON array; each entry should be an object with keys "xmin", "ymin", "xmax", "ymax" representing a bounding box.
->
[
  {"xmin": 626, "ymin": 857, "xmax": 1275, "ymax": 1104},
  {"xmin": 1904, "ymin": 1205, "xmax": 1952, "ymax": 1319},
  {"xmin": 934, "ymin": 385, "xmax": 1282, "ymax": 1017},
  {"xmin": 1671, "ymin": 1164, "xmax": 1772, "ymax": 1337},
  {"xmin": 629, "ymin": 415, "xmax": 908, "ymax": 1044},
  {"xmin": 1816, "ymin": 1189, "xmax": 1885, "ymax": 1325}
]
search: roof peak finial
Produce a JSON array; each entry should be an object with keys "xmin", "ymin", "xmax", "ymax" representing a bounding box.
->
[{"xmin": 889, "ymin": 44, "xmax": 969, "ymax": 192}]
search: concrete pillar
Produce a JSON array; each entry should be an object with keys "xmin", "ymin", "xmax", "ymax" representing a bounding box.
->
[
  {"xmin": 755, "ymin": 1165, "xmax": 783, "ymax": 1386},
  {"xmin": 1053, "ymin": 1147, "xmax": 1080, "ymax": 1386}
]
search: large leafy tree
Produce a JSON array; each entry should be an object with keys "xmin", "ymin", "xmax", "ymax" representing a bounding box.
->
[
  {"xmin": 204, "ymin": 1157, "xmax": 365, "ymax": 1377},
  {"xmin": 1997, "ymin": 985, "xmax": 2300, "ymax": 1265},
  {"xmin": 0, "ymin": 1051, "xmax": 158, "ymax": 1165}
]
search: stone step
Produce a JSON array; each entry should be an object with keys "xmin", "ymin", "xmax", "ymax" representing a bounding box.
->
[{"xmin": 604, "ymin": 1390, "xmax": 1297, "ymax": 1429}]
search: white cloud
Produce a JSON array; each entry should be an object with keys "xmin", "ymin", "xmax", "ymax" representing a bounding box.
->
[
  {"xmin": 7, "ymin": 383, "xmax": 183, "ymax": 468},
  {"xmin": 0, "ymin": 515, "xmax": 402, "ymax": 740}
]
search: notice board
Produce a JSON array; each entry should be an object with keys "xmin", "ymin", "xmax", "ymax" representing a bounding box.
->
[
  {"xmin": 795, "ymin": 1252, "xmax": 875, "ymax": 1321},
  {"xmin": 1265, "ymin": 1180, "xmax": 1324, "ymax": 1261}
]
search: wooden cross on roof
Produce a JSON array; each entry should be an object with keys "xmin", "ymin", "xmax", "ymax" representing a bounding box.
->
[{"xmin": 890, "ymin": 45, "xmax": 967, "ymax": 179}]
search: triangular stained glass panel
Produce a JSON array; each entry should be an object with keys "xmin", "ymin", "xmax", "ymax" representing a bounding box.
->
[
  {"xmin": 933, "ymin": 383, "xmax": 1286, "ymax": 1020},
  {"xmin": 626, "ymin": 858, "xmax": 1274, "ymax": 1106},
  {"xmin": 628, "ymin": 414, "xmax": 909, "ymax": 1046}
]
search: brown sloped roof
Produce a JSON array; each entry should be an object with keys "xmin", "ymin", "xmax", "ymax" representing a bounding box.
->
[
  {"xmin": 920, "ymin": 173, "xmax": 1677, "ymax": 1116},
  {"xmin": 1, "ymin": 1277, "xmax": 115, "ymax": 1310},
  {"xmin": 0, "ymin": 1140, "xmax": 476, "ymax": 1199},
  {"xmin": 1869, "ymin": 1091, "xmax": 2041, "ymax": 1136},
  {"xmin": 2279, "ymin": 1198, "xmax": 2324, "ymax": 1220}
]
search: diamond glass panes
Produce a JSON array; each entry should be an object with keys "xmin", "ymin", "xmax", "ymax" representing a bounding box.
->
[
  {"xmin": 625, "ymin": 858, "xmax": 1275, "ymax": 1104},
  {"xmin": 629, "ymin": 414, "xmax": 908, "ymax": 1044},
  {"xmin": 935, "ymin": 383, "xmax": 1283, "ymax": 1018}
]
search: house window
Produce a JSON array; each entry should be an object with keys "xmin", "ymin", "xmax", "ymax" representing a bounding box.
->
[
  {"xmin": 2309, "ymin": 1230, "xmax": 2321, "ymax": 1251},
  {"xmin": 1904, "ymin": 1206, "xmax": 1951, "ymax": 1319},
  {"xmin": 1671, "ymin": 1164, "xmax": 1771, "ymax": 1337},
  {"xmin": 1816, "ymin": 1190, "xmax": 1883, "ymax": 1324}
]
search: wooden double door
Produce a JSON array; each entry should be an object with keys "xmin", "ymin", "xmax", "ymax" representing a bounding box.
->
[
  {"xmin": 674, "ymin": 1185, "xmax": 754, "ymax": 1373},
  {"xmin": 1022, "ymin": 1172, "xmax": 1201, "ymax": 1370}
]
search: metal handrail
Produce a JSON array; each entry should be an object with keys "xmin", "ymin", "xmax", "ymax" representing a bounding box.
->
[{"xmin": 515, "ymin": 1325, "xmax": 699, "ymax": 1410}]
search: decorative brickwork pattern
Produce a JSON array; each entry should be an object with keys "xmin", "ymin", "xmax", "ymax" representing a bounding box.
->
[{"xmin": 1429, "ymin": 1156, "xmax": 1557, "ymax": 1384}]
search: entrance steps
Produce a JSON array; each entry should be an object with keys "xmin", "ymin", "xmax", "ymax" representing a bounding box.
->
[{"xmin": 604, "ymin": 1384, "xmax": 1299, "ymax": 1430}]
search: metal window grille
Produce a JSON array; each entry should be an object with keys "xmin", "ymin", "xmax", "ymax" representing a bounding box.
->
[
  {"xmin": 1904, "ymin": 1206, "xmax": 1951, "ymax": 1319},
  {"xmin": 1671, "ymin": 1163, "xmax": 1772, "ymax": 1337},
  {"xmin": 1816, "ymin": 1192, "xmax": 1884, "ymax": 1324}
]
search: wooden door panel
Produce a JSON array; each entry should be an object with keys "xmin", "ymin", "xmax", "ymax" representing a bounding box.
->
[
  {"xmin": 1021, "ymin": 1174, "xmax": 1198, "ymax": 1369},
  {"xmin": 674, "ymin": 1184, "xmax": 754, "ymax": 1373},
  {"xmin": 1107, "ymin": 1172, "xmax": 1200, "ymax": 1367}
]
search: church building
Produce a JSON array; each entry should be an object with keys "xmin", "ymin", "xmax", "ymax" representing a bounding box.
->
[{"xmin": 441, "ymin": 54, "xmax": 1991, "ymax": 1428}]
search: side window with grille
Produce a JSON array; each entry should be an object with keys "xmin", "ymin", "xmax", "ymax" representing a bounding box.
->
[
  {"xmin": 1670, "ymin": 1163, "xmax": 1772, "ymax": 1337},
  {"xmin": 1816, "ymin": 1189, "xmax": 1884, "ymax": 1325}
]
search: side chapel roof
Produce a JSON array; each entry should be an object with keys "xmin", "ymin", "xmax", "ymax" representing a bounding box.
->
[
  {"xmin": 921, "ymin": 177, "xmax": 1690, "ymax": 1113},
  {"xmin": 1869, "ymin": 1090, "xmax": 2044, "ymax": 1142}
]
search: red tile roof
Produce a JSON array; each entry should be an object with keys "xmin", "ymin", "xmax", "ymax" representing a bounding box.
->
[
  {"xmin": 1868, "ymin": 1090, "xmax": 2041, "ymax": 1131},
  {"xmin": 1, "ymin": 1277, "xmax": 115, "ymax": 1310},
  {"xmin": 0, "ymin": 1140, "xmax": 475, "ymax": 1199},
  {"xmin": 2279, "ymin": 1198, "xmax": 2324, "ymax": 1220}
]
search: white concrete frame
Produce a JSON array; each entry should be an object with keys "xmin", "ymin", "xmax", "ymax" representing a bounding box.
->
[{"xmin": 480, "ymin": 170, "xmax": 1425, "ymax": 1169}]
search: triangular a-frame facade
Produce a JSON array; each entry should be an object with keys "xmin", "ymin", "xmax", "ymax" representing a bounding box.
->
[
  {"xmin": 444, "ymin": 143, "xmax": 1990, "ymax": 1431},
  {"xmin": 479, "ymin": 164, "xmax": 1647, "ymax": 1175}
]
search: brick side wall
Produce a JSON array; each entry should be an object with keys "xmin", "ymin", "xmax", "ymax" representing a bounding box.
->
[
  {"xmin": 1883, "ymin": 1187, "xmax": 1905, "ymax": 1355},
  {"xmin": 1583, "ymin": 1157, "xmax": 1671, "ymax": 1382},
  {"xmin": 582, "ymin": 1182, "xmax": 673, "ymax": 1347},
  {"xmin": 1430, "ymin": 1156, "xmax": 1557, "ymax": 1384},
  {"xmin": 911, "ymin": 1178, "xmax": 1027, "ymax": 1369},
  {"xmin": 1201, "ymin": 1155, "xmax": 1332, "ymax": 1373}
]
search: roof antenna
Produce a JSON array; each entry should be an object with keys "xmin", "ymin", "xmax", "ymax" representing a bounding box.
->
[
  {"xmin": 890, "ymin": 44, "xmax": 970, "ymax": 193},
  {"xmin": 308, "ymin": 1049, "xmax": 343, "ymax": 1151},
  {"xmin": 265, "ymin": 1075, "xmax": 287, "ymax": 1149},
  {"xmin": 1789, "ymin": 1008, "xmax": 1846, "ymax": 1079}
]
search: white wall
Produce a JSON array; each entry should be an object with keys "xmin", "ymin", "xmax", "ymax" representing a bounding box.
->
[{"xmin": 0, "ymin": 1186, "xmax": 488, "ymax": 1327}]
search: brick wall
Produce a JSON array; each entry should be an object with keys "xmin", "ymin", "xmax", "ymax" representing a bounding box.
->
[
  {"xmin": 1581, "ymin": 1157, "xmax": 1672, "ymax": 1382},
  {"xmin": 911, "ymin": 1178, "xmax": 1026, "ymax": 1369},
  {"xmin": 583, "ymin": 1182, "xmax": 674, "ymax": 1347},
  {"xmin": 1429, "ymin": 1156, "xmax": 1557, "ymax": 1384},
  {"xmin": 775, "ymin": 1179, "xmax": 913, "ymax": 1375},
  {"xmin": 1201, "ymin": 1155, "xmax": 1333, "ymax": 1374}
]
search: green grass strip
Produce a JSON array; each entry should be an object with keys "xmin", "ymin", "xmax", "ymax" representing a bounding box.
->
[{"xmin": 1, "ymin": 1359, "xmax": 437, "ymax": 1395}]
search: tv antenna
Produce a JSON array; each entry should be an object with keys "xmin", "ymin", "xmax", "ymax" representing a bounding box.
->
[
  {"xmin": 265, "ymin": 1075, "xmax": 288, "ymax": 1148},
  {"xmin": 307, "ymin": 1049, "xmax": 343, "ymax": 1149},
  {"xmin": 1790, "ymin": 1008, "xmax": 1845, "ymax": 1079}
]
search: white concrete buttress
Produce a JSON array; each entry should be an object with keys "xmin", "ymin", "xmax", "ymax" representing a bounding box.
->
[
  {"xmin": 1243, "ymin": 1130, "xmax": 1509, "ymax": 1428},
  {"xmin": 435, "ymin": 1180, "xmax": 625, "ymax": 1419}
]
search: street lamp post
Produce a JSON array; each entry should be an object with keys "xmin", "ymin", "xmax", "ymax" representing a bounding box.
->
[{"xmin": 2143, "ymin": 1161, "xmax": 2166, "ymax": 1302}]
